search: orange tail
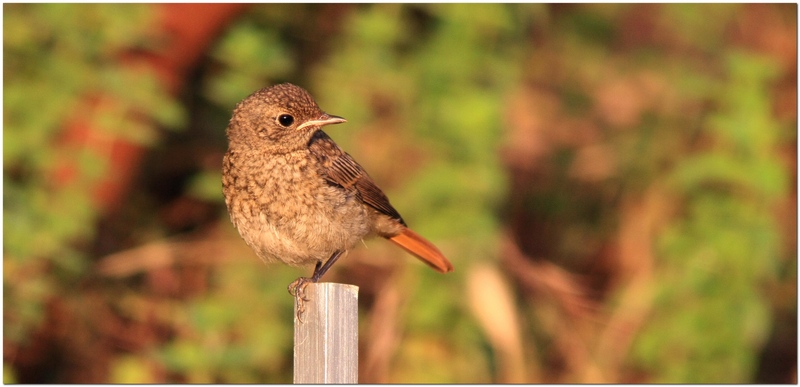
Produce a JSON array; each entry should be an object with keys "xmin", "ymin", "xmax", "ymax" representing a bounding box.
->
[{"xmin": 388, "ymin": 228, "xmax": 454, "ymax": 273}]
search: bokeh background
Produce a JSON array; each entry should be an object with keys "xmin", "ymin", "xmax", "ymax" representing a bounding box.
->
[{"xmin": 3, "ymin": 3, "xmax": 797, "ymax": 383}]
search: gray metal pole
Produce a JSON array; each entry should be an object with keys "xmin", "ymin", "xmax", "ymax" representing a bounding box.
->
[{"xmin": 293, "ymin": 282, "xmax": 359, "ymax": 384}]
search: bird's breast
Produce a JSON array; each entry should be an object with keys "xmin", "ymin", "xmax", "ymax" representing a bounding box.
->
[{"xmin": 223, "ymin": 149, "xmax": 369, "ymax": 265}]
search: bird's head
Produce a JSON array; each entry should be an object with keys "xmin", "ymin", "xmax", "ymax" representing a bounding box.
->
[{"xmin": 226, "ymin": 83, "xmax": 346, "ymax": 151}]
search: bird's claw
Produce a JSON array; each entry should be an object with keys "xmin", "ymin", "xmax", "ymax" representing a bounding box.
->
[{"xmin": 288, "ymin": 277, "xmax": 312, "ymax": 323}]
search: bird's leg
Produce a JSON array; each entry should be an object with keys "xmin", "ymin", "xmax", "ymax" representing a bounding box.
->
[
  {"xmin": 288, "ymin": 250, "xmax": 345, "ymax": 322},
  {"xmin": 311, "ymin": 250, "xmax": 345, "ymax": 282}
]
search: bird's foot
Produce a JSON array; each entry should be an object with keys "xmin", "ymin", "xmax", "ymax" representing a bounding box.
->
[{"xmin": 288, "ymin": 277, "xmax": 313, "ymax": 323}]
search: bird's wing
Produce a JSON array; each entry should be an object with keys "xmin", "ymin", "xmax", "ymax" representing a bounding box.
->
[{"xmin": 308, "ymin": 131, "xmax": 406, "ymax": 225}]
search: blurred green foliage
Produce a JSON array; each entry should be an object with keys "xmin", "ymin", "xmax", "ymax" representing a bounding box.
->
[
  {"xmin": 519, "ymin": 5, "xmax": 793, "ymax": 383},
  {"xmin": 4, "ymin": 3, "xmax": 183, "ymax": 350},
  {"xmin": 3, "ymin": 3, "xmax": 796, "ymax": 384},
  {"xmin": 639, "ymin": 51, "xmax": 786, "ymax": 383},
  {"xmin": 155, "ymin": 261, "xmax": 294, "ymax": 383}
]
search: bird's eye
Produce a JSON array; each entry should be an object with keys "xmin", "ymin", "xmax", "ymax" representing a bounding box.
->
[{"xmin": 277, "ymin": 114, "xmax": 294, "ymax": 127}]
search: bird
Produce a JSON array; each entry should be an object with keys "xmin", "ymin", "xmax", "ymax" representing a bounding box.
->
[{"xmin": 221, "ymin": 83, "xmax": 453, "ymax": 310}]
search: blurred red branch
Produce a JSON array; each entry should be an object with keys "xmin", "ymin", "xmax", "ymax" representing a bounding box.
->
[{"xmin": 53, "ymin": 4, "xmax": 249, "ymax": 216}]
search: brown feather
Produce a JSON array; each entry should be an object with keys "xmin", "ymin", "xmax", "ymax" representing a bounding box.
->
[
  {"xmin": 308, "ymin": 130, "xmax": 452, "ymax": 272},
  {"xmin": 308, "ymin": 130, "xmax": 405, "ymax": 224},
  {"xmin": 389, "ymin": 228, "xmax": 454, "ymax": 273}
]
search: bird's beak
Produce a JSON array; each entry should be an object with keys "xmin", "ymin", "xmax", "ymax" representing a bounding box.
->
[{"xmin": 296, "ymin": 114, "xmax": 347, "ymax": 131}]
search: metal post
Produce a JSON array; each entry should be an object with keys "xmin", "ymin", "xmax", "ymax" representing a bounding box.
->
[{"xmin": 293, "ymin": 282, "xmax": 359, "ymax": 384}]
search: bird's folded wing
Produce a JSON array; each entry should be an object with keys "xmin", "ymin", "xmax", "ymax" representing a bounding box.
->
[{"xmin": 308, "ymin": 131, "xmax": 406, "ymax": 225}]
